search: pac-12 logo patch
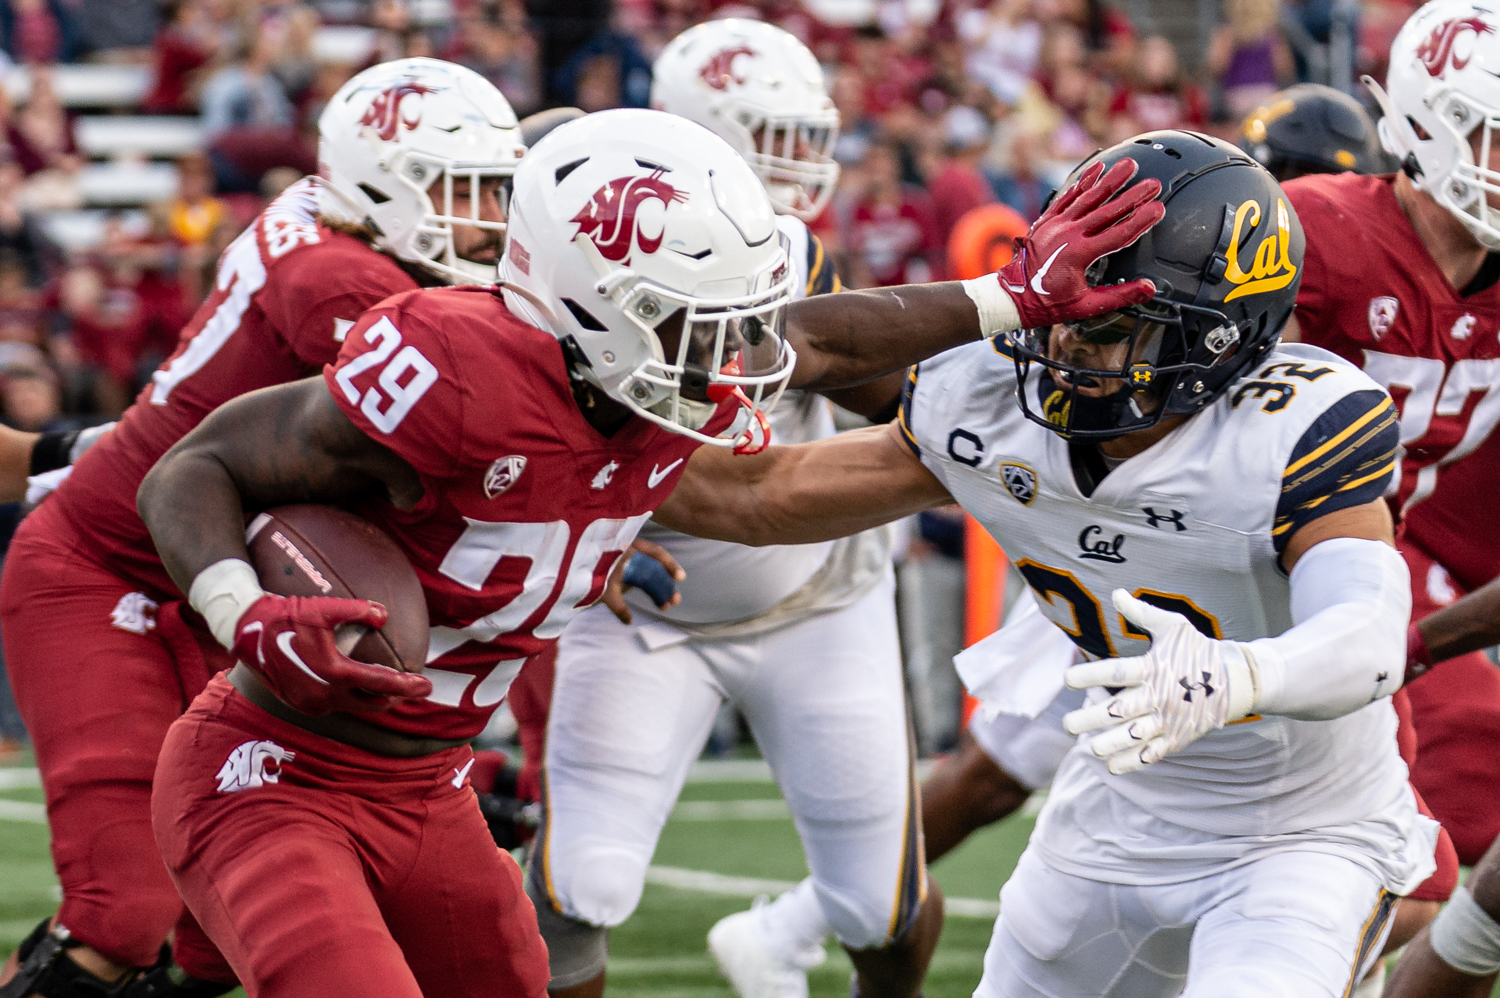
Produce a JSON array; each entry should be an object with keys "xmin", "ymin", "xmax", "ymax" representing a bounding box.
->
[
  {"xmin": 1000, "ymin": 463, "xmax": 1036, "ymax": 505},
  {"xmin": 1368, "ymin": 296, "xmax": 1398, "ymax": 339},
  {"xmin": 484, "ymin": 455, "xmax": 527, "ymax": 498}
]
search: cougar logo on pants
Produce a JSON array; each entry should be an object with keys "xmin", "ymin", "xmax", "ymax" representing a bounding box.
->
[{"xmin": 216, "ymin": 740, "xmax": 295, "ymax": 793}]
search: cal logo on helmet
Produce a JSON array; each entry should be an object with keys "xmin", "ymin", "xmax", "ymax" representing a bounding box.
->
[{"xmin": 1223, "ymin": 198, "xmax": 1298, "ymax": 301}]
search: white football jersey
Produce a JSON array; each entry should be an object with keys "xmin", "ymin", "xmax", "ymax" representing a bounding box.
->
[
  {"xmin": 901, "ymin": 338, "xmax": 1432, "ymax": 888},
  {"xmin": 630, "ymin": 214, "xmax": 891, "ymax": 627}
]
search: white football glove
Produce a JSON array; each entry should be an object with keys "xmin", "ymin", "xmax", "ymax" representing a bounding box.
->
[{"xmin": 1062, "ymin": 590, "xmax": 1258, "ymax": 774}]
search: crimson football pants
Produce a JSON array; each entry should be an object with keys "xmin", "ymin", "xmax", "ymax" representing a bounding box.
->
[
  {"xmin": 0, "ymin": 507, "xmax": 235, "ymax": 979},
  {"xmin": 1398, "ymin": 536, "xmax": 1500, "ymax": 866},
  {"xmin": 152, "ymin": 676, "xmax": 550, "ymax": 998}
]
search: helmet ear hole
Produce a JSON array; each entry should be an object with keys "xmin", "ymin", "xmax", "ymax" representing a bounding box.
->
[
  {"xmin": 358, "ymin": 183, "xmax": 392, "ymax": 204},
  {"xmin": 562, "ymin": 298, "xmax": 609, "ymax": 331}
]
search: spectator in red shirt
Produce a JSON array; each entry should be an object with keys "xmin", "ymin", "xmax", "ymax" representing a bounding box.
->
[
  {"xmin": 1107, "ymin": 34, "xmax": 1208, "ymax": 131},
  {"xmin": 927, "ymin": 105, "xmax": 996, "ymax": 265},
  {"xmin": 142, "ymin": 0, "xmax": 220, "ymax": 114},
  {"xmin": 848, "ymin": 136, "xmax": 941, "ymax": 287}
]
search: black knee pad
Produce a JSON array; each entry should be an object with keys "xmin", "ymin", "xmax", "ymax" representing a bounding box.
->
[
  {"xmin": 524, "ymin": 861, "xmax": 608, "ymax": 989},
  {"xmin": 0, "ymin": 923, "xmax": 236, "ymax": 998}
]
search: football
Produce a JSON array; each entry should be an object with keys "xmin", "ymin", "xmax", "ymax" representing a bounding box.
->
[{"xmin": 245, "ymin": 504, "xmax": 429, "ymax": 674}]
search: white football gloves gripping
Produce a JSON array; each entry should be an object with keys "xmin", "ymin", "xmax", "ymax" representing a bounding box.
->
[{"xmin": 1063, "ymin": 591, "xmax": 1258, "ymax": 774}]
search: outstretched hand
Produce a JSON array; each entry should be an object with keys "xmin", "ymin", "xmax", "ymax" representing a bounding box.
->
[
  {"xmin": 997, "ymin": 158, "xmax": 1166, "ymax": 330},
  {"xmin": 232, "ymin": 594, "xmax": 433, "ymax": 716},
  {"xmin": 602, "ymin": 538, "xmax": 684, "ymax": 624}
]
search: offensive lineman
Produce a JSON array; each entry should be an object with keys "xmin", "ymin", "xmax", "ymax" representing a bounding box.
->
[
  {"xmin": 533, "ymin": 21, "xmax": 937, "ymax": 998},
  {"xmin": 655, "ymin": 132, "xmax": 1437, "ymax": 997},
  {"xmin": 133, "ymin": 110, "xmax": 1162, "ymax": 998},
  {"xmin": 0, "ymin": 58, "xmax": 523, "ymax": 998},
  {"xmin": 1284, "ymin": 0, "xmax": 1500, "ymax": 873}
]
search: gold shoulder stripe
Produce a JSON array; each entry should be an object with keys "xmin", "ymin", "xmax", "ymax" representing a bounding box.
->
[
  {"xmin": 1283, "ymin": 398, "xmax": 1396, "ymax": 479},
  {"xmin": 1336, "ymin": 459, "xmax": 1396, "ymax": 493},
  {"xmin": 807, "ymin": 237, "xmax": 825, "ymax": 298}
]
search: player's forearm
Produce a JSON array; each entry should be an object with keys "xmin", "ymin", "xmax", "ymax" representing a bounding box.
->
[
  {"xmin": 138, "ymin": 441, "xmax": 257, "ymax": 598},
  {"xmin": 1414, "ymin": 576, "xmax": 1500, "ymax": 667},
  {"xmin": 785, "ymin": 283, "xmax": 986, "ymax": 392},
  {"xmin": 0, "ymin": 426, "xmax": 39, "ymax": 502},
  {"xmin": 1242, "ymin": 537, "xmax": 1409, "ymax": 720}
]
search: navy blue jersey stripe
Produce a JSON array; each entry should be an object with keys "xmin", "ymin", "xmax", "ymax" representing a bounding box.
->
[
  {"xmin": 897, "ymin": 365, "xmax": 921, "ymax": 456},
  {"xmin": 806, "ymin": 233, "xmax": 839, "ymax": 297},
  {"xmin": 1273, "ymin": 389, "xmax": 1397, "ymax": 552}
]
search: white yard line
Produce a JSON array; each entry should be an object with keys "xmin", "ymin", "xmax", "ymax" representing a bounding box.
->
[
  {"xmin": 670, "ymin": 799, "xmax": 790, "ymax": 821},
  {"xmin": 645, "ymin": 865, "xmax": 999, "ymax": 919},
  {"xmin": 0, "ymin": 768, "xmax": 40, "ymax": 789},
  {"xmin": 0, "ymin": 799, "xmax": 47, "ymax": 823}
]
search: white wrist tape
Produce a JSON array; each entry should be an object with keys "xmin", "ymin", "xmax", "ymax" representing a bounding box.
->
[
  {"xmin": 1430, "ymin": 886, "xmax": 1500, "ymax": 976},
  {"xmin": 189, "ymin": 558, "xmax": 266, "ymax": 650},
  {"xmin": 1218, "ymin": 642, "xmax": 1259, "ymax": 721},
  {"xmin": 1243, "ymin": 537, "xmax": 1409, "ymax": 720},
  {"xmin": 961, "ymin": 276, "xmax": 1022, "ymax": 339}
]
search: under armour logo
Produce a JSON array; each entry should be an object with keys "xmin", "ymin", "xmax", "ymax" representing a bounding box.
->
[
  {"xmin": 1142, "ymin": 507, "xmax": 1186, "ymax": 532},
  {"xmin": 1178, "ymin": 672, "xmax": 1215, "ymax": 702}
]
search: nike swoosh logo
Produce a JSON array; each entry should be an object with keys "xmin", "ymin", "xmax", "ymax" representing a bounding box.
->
[
  {"xmin": 648, "ymin": 458, "xmax": 684, "ymax": 488},
  {"xmin": 1030, "ymin": 244, "xmax": 1067, "ymax": 296},
  {"xmin": 276, "ymin": 631, "xmax": 329, "ymax": 685},
  {"xmin": 451, "ymin": 758, "xmax": 476, "ymax": 789},
  {"xmin": 241, "ymin": 621, "xmax": 266, "ymax": 665}
]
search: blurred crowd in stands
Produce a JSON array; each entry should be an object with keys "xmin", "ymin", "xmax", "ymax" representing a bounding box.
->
[{"xmin": 0, "ymin": 0, "xmax": 1413, "ymax": 429}]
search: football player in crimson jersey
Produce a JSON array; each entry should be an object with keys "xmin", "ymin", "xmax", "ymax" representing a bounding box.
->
[
  {"xmin": 0, "ymin": 58, "xmax": 524, "ymax": 998},
  {"xmin": 1283, "ymin": 0, "xmax": 1500, "ymax": 905},
  {"xmin": 134, "ymin": 108, "xmax": 1162, "ymax": 998}
]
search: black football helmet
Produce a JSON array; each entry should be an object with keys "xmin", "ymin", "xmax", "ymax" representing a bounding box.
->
[
  {"xmin": 1238, "ymin": 83, "xmax": 1385, "ymax": 180},
  {"xmin": 1006, "ymin": 130, "xmax": 1305, "ymax": 440}
]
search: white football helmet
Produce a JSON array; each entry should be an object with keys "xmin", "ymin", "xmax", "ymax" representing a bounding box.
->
[
  {"xmin": 651, "ymin": 19, "xmax": 839, "ymax": 222},
  {"xmin": 1368, "ymin": 0, "xmax": 1500, "ymax": 248},
  {"xmin": 317, "ymin": 58, "xmax": 525, "ymax": 283},
  {"xmin": 500, "ymin": 108, "xmax": 796, "ymax": 450}
]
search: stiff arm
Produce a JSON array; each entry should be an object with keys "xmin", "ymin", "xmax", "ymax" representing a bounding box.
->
[
  {"xmin": 137, "ymin": 377, "xmax": 422, "ymax": 596},
  {"xmin": 654, "ymin": 421, "xmax": 953, "ymax": 544}
]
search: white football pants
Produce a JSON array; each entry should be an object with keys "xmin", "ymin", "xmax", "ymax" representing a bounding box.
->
[
  {"xmin": 977, "ymin": 847, "xmax": 1395, "ymax": 998},
  {"xmin": 537, "ymin": 574, "xmax": 921, "ymax": 949}
]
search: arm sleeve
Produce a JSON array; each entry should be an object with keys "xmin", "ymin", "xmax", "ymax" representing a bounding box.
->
[
  {"xmin": 322, "ymin": 301, "xmax": 467, "ymax": 480},
  {"xmin": 1243, "ymin": 536, "xmax": 1410, "ymax": 719},
  {"xmin": 1273, "ymin": 388, "xmax": 1398, "ymax": 554}
]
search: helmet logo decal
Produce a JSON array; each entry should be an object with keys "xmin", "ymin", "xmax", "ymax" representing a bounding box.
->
[
  {"xmin": 699, "ymin": 46, "xmax": 756, "ymax": 90},
  {"xmin": 1223, "ymin": 198, "xmax": 1298, "ymax": 301},
  {"xmin": 359, "ymin": 82, "xmax": 437, "ymax": 141},
  {"xmin": 572, "ymin": 171, "xmax": 689, "ymax": 263},
  {"xmin": 1416, "ymin": 16, "xmax": 1493, "ymax": 77}
]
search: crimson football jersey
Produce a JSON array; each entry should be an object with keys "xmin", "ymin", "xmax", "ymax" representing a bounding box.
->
[
  {"xmin": 1288, "ymin": 172, "xmax": 1500, "ymax": 591},
  {"xmin": 324, "ymin": 287, "xmax": 729, "ymax": 740},
  {"xmin": 48, "ymin": 179, "xmax": 419, "ymax": 595}
]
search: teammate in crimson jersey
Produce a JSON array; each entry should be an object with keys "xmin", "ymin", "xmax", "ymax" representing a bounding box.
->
[
  {"xmin": 0, "ymin": 58, "xmax": 523, "ymax": 998},
  {"xmin": 1285, "ymin": 0, "xmax": 1500, "ymax": 883},
  {"xmin": 135, "ymin": 109, "xmax": 1163, "ymax": 998}
]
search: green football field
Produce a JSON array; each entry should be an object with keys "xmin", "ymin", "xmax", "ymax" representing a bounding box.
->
[{"xmin": 0, "ymin": 754, "xmax": 1032, "ymax": 998}]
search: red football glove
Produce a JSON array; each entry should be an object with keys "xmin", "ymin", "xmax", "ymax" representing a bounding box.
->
[
  {"xmin": 998, "ymin": 158, "xmax": 1166, "ymax": 329},
  {"xmin": 232, "ymin": 594, "xmax": 433, "ymax": 716}
]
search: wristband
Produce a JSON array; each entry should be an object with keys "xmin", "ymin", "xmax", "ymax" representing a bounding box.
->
[
  {"xmin": 1220, "ymin": 642, "xmax": 1260, "ymax": 720},
  {"xmin": 189, "ymin": 558, "xmax": 267, "ymax": 649},
  {"xmin": 961, "ymin": 276, "xmax": 1022, "ymax": 340},
  {"xmin": 1407, "ymin": 622, "xmax": 1433, "ymax": 673}
]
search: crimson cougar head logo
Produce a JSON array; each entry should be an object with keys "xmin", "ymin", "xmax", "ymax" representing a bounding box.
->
[
  {"xmin": 1416, "ymin": 16, "xmax": 1493, "ymax": 77},
  {"xmin": 699, "ymin": 46, "xmax": 756, "ymax": 90},
  {"xmin": 359, "ymin": 82, "xmax": 437, "ymax": 141},
  {"xmin": 571, "ymin": 171, "xmax": 688, "ymax": 263}
]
